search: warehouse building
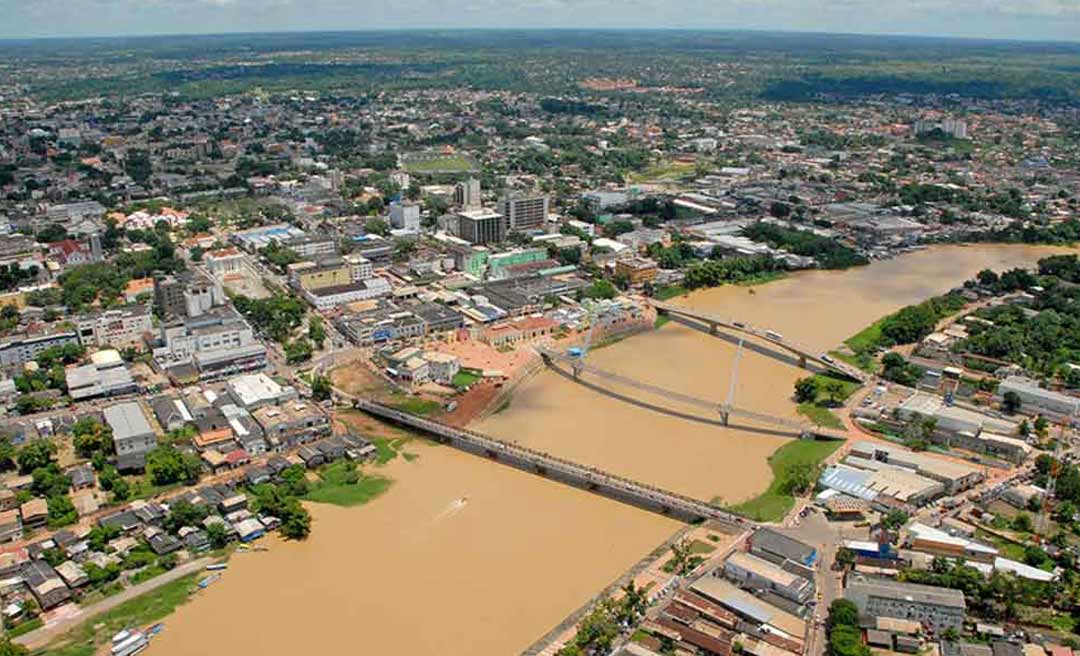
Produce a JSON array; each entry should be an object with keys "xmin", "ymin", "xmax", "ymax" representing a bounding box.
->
[{"xmin": 845, "ymin": 575, "xmax": 965, "ymax": 632}]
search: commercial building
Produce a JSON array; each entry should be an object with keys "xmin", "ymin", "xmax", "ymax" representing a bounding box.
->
[
  {"xmin": 66, "ymin": 359, "xmax": 137, "ymax": 401},
  {"xmin": 303, "ymin": 279, "xmax": 392, "ymax": 311},
  {"xmin": 156, "ymin": 306, "xmax": 264, "ymax": 380},
  {"xmin": 615, "ymin": 257, "xmax": 660, "ymax": 286},
  {"xmin": 389, "ymin": 201, "xmax": 421, "ymax": 232},
  {"xmin": 848, "ymin": 441, "xmax": 983, "ymax": 495},
  {"xmin": 457, "ymin": 209, "xmax": 506, "ymax": 245},
  {"xmin": 499, "ymin": 194, "xmax": 549, "ymax": 232},
  {"xmin": 204, "ymin": 248, "xmax": 246, "ymax": 277},
  {"xmin": 998, "ymin": 376, "xmax": 1080, "ymax": 420},
  {"xmin": 749, "ymin": 528, "xmax": 818, "ymax": 568},
  {"xmin": 343, "ymin": 254, "xmax": 374, "ymax": 282},
  {"xmin": 76, "ymin": 304, "xmax": 153, "ymax": 350},
  {"xmin": 105, "ymin": 402, "xmax": 158, "ymax": 471},
  {"xmin": 488, "ymin": 248, "xmax": 548, "ymax": 280},
  {"xmin": 226, "ymin": 373, "xmax": 297, "ymax": 410},
  {"xmin": 154, "ymin": 272, "xmax": 226, "ymax": 320},
  {"xmin": 289, "ymin": 257, "xmax": 353, "ymax": 291},
  {"xmin": 723, "ymin": 551, "xmax": 812, "ymax": 603},
  {"xmin": 281, "ymin": 233, "xmax": 337, "ymax": 259},
  {"xmin": 455, "ymin": 177, "xmax": 482, "ymax": 209},
  {"xmin": 0, "ymin": 331, "xmax": 80, "ymax": 371},
  {"xmin": 252, "ymin": 401, "xmax": 330, "ymax": 451},
  {"xmin": 845, "ymin": 575, "xmax": 966, "ymax": 631}
]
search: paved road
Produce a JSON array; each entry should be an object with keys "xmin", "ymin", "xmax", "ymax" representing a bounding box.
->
[{"xmin": 16, "ymin": 556, "xmax": 213, "ymax": 650}]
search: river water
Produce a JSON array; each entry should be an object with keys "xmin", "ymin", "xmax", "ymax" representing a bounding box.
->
[
  {"xmin": 148, "ymin": 442, "xmax": 681, "ymax": 656},
  {"xmin": 147, "ymin": 244, "xmax": 1073, "ymax": 656}
]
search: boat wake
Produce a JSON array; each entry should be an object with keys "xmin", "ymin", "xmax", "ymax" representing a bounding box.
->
[{"xmin": 433, "ymin": 496, "xmax": 469, "ymax": 523}]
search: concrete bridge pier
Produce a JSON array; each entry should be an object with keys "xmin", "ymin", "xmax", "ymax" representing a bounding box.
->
[
  {"xmin": 798, "ymin": 355, "xmax": 807, "ymax": 369},
  {"xmin": 718, "ymin": 408, "xmax": 730, "ymax": 425},
  {"xmin": 709, "ymin": 322, "xmax": 718, "ymax": 336}
]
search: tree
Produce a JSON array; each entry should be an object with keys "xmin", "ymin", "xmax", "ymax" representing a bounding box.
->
[
  {"xmin": 312, "ymin": 375, "xmax": 332, "ymax": 401},
  {"xmin": 285, "ymin": 339, "xmax": 313, "ymax": 365},
  {"xmin": 825, "ymin": 381, "xmax": 845, "ymax": 405},
  {"xmin": 308, "ymin": 316, "xmax": 326, "ymax": 349},
  {"xmin": 146, "ymin": 445, "xmax": 202, "ymax": 486},
  {"xmin": 71, "ymin": 417, "xmax": 114, "ymax": 459},
  {"xmin": 364, "ymin": 218, "xmax": 390, "ymax": 237},
  {"xmin": 835, "ymin": 548, "xmax": 856, "ymax": 570},
  {"xmin": 205, "ymin": 522, "xmax": 229, "ymax": 549},
  {"xmin": 881, "ymin": 509, "xmax": 909, "ymax": 531},
  {"xmin": 794, "ymin": 377, "xmax": 818, "ymax": 403},
  {"xmin": 668, "ymin": 538, "xmax": 694, "ymax": 575},
  {"xmin": 582, "ymin": 279, "xmax": 618, "ymax": 300},
  {"xmin": 1003, "ymin": 390, "xmax": 1022, "ymax": 414},
  {"xmin": 0, "ymin": 635, "xmax": 29, "ymax": 656},
  {"xmin": 164, "ymin": 500, "xmax": 209, "ymax": 534},
  {"xmin": 828, "ymin": 598, "xmax": 859, "ymax": 628},
  {"xmin": 1054, "ymin": 500, "xmax": 1077, "ymax": 525},
  {"xmin": 1012, "ymin": 512, "xmax": 1034, "ymax": 533},
  {"xmin": 16, "ymin": 440, "xmax": 56, "ymax": 474},
  {"xmin": 1034, "ymin": 415, "xmax": 1050, "ymax": 439},
  {"xmin": 47, "ymin": 494, "xmax": 77, "ymax": 528}
]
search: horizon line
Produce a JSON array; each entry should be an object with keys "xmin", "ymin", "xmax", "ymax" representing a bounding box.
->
[{"xmin": 1, "ymin": 26, "xmax": 1079, "ymax": 47}]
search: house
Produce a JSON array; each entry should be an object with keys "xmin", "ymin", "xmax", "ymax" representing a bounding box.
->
[
  {"xmin": 55, "ymin": 561, "xmax": 89, "ymax": 588},
  {"xmin": 218, "ymin": 494, "xmax": 248, "ymax": 515},
  {"xmin": 233, "ymin": 518, "xmax": 265, "ymax": 542},
  {"xmin": 21, "ymin": 560, "xmax": 71, "ymax": 609},
  {"xmin": 297, "ymin": 445, "xmax": 325, "ymax": 469},
  {"xmin": 19, "ymin": 498, "xmax": 48, "ymax": 530},
  {"xmin": 147, "ymin": 531, "xmax": 182, "ymax": 555},
  {"xmin": 179, "ymin": 527, "xmax": 210, "ymax": 553},
  {"xmin": 0, "ymin": 510, "xmax": 22, "ymax": 543},
  {"xmin": 68, "ymin": 465, "xmax": 95, "ymax": 490},
  {"xmin": 245, "ymin": 465, "xmax": 273, "ymax": 487}
]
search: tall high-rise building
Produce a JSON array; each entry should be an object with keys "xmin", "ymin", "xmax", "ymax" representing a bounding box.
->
[
  {"xmin": 388, "ymin": 201, "xmax": 421, "ymax": 232},
  {"xmin": 89, "ymin": 233, "xmax": 103, "ymax": 262},
  {"xmin": 499, "ymin": 194, "xmax": 549, "ymax": 232},
  {"xmin": 455, "ymin": 178, "xmax": 482, "ymax": 210},
  {"xmin": 456, "ymin": 209, "xmax": 506, "ymax": 245}
]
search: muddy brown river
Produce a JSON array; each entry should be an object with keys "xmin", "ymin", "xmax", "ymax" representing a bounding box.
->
[{"xmin": 147, "ymin": 244, "xmax": 1074, "ymax": 656}]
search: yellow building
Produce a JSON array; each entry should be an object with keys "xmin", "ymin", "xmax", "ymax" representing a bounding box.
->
[{"xmin": 289, "ymin": 259, "xmax": 352, "ymax": 291}]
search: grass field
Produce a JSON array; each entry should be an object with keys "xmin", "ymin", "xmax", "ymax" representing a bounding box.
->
[
  {"xmin": 403, "ymin": 155, "xmax": 478, "ymax": 173},
  {"xmin": 41, "ymin": 573, "xmax": 201, "ymax": 656},
  {"xmin": 653, "ymin": 285, "xmax": 689, "ymax": 300},
  {"xmin": 389, "ymin": 395, "xmax": 443, "ymax": 417},
  {"xmin": 628, "ymin": 160, "xmax": 698, "ymax": 182},
  {"xmin": 729, "ymin": 438, "xmax": 844, "ymax": 522},
  {"xmin": 797, "ymin": 403, "xmax": 844, "ymax": 429},
  {"xmin": 844, "ymin": 316, "xmax": 887, "ymax": 354},
  {"xmin": 305, "ymin": 461, "xmax": 393, "ymax": 507},
  {"xmin": 452, "ymin": 369, "xmax": 482, "ymax": 390},
  {"xmin": 795, "ymin": 373, "xmax": 859, "ymax": 428}
]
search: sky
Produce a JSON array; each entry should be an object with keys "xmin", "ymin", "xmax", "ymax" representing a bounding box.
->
[{"xmin": 2, "ymin": 0, "xmax": 1080, "ymax": 42}]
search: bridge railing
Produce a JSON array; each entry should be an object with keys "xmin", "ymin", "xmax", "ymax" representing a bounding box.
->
[{"xmin": 341, "ymin": 390, "xmax": 748, "ymax": 523}]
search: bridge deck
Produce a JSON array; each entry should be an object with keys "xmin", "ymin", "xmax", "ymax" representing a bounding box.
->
[
  {"xmin": 537, "ymin": 346, "xmax": 848, "ymax": 440},
  {"xmin": 651, "ymin": 300, "xmax": 870, "ymax": 384},
  {"xmin": 336, "ymin": 390, "xmax": 751, "ymax": 526}
]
